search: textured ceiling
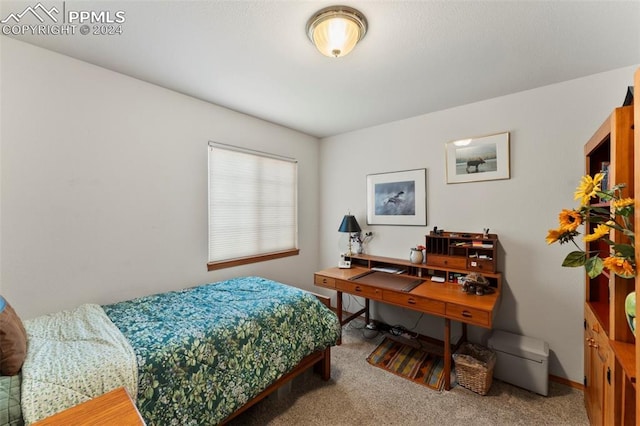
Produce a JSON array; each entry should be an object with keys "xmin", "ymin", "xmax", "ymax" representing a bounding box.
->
[{"xmin": 2, "ymin": 1, "xmax": 639, "ymax": 137}]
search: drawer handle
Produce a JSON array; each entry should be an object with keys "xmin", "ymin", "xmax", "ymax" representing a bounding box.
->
[
  {"xmin": 407, "ymin": 298, "xmax": 416, "ymax": 305},
  {"xmin": 355, "ymin": 286, "xmax": 362, "ymax": 292},
  {"xmin": 461, "ymin": 310, "xmax": 472, "ymax": 318},
  {"xmin": 322, "ymin": 278, "xmax": 328, "ymax": 284}
]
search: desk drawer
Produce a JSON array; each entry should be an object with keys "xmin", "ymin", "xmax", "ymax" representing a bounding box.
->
[
  {"xmin": 446, "ymin": 303, "xmax": 490, "ymax": 327},
  {"xmin": 383, "ymin": 291, "xmax": 445, "ymax": 315},
  {"xmin": 314, "ymin": 274, "xmax": 335, "ymax": 288},
  {"xmin": 335, "ymin": 281, "xmax": 382, "ymax": 299},
  {"xmin": 427, "ymin": 255, "xmax": 466, "ymax": 269},
  {"xmin": 466, "ymin": 258, "xmax": 496, "ymax": 273}
]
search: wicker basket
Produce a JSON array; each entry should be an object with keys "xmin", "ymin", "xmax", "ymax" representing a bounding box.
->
[{"xmin": 453, "ymin": 342, "xmax": 496, "ymax": 395}]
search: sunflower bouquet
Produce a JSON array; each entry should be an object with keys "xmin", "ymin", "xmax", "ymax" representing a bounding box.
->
[{"xmin": 546, "ymin": 173, "xmax": 635, "ymax": 279}]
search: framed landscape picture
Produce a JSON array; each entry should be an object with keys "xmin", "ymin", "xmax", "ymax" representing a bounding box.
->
[
  {"xmin": 445, "ymin": 132, "xmax": 510, "ymax": 184},
  {"xmin": 366, "ymin": 169, "xmax": 427, "ymax": 226}
]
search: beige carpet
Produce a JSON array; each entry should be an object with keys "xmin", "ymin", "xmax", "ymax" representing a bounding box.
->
[{"xmin": 229, "ymin": 320, "xmax": 589, "ymax": 425}]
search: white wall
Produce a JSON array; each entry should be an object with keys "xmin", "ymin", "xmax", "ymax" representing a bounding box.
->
[
  {"xmin": 0, "ymin": 37, "xmax": 320, "ymax": 319},
  {"xmin": 318, "ymin": 65, "xmax": 639, "ymax": 383}
]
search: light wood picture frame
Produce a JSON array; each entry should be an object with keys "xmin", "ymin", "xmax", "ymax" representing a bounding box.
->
[
  {"xmin": 446, "ymin": 132, "xmax": 510, "ymax": 184},
  {"xmin": 366, "ymin": 169, "xmax": 427, "ymax": 226}
]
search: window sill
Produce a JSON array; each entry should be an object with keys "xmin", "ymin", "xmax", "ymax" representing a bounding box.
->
[{"xmin": 207, "ymin": 249, "xmax": 299, "ymax": 271}]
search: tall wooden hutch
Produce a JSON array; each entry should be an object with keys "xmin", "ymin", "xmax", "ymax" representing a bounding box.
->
[
  {"xmin": 583, "ymin": 69, "xmax": 637, "ymax": 425},
  {"xmin": 634, "ymin": 67, "xmax": 640, "ymax": 426}
]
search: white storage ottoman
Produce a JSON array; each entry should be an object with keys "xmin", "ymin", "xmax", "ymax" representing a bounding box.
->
[{"xmin": 487, "ymin": 330, "xmax": 549, "ymax": 396}]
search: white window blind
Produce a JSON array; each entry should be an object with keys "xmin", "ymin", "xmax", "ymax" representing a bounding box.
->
[{"xmin": 208, "ymin": 142, "xmax": 298, "ymax": 263}]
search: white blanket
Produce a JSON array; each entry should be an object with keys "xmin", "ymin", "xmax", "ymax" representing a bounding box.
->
[{"xmin": 21, "ymin": 304, "xmax": 138, "ymax": 424}]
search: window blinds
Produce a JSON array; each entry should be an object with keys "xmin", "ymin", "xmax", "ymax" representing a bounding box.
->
[{"xmin": 208, "ymin": 143, "xmax": 298, "ymax": 263}]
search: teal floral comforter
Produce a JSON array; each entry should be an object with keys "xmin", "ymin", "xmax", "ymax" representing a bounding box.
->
[{"xmin": 102, "ymin": 276, "xmax": 340, "ymax": 425}]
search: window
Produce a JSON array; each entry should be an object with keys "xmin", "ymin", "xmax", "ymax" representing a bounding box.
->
[{"xmin": 207, "ymin": 142, "xmax": 298, "ymax": 270}]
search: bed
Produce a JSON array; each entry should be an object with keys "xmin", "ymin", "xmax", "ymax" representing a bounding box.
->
[{"xmin": 0, "ymin": 276, "xmax": 341, "ymax": 425}]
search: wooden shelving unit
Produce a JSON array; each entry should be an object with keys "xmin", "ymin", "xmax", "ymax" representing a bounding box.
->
[
  {"xmin": 634, "ymin": 67, "xmax": 640, "ymax": 423},
  {"xmin": 583, "ymin": 92, "xmax": 635, "ymax": 424}
]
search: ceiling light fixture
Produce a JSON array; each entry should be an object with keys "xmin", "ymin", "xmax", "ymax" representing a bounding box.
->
[{"xmin": 306, "ymin": 5, "xmax": 367, "ymax": 58}]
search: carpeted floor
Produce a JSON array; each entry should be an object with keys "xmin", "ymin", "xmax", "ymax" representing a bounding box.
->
[{"xmin": 229, "ymin": 320, "xmax": 589, "ymax": 425}]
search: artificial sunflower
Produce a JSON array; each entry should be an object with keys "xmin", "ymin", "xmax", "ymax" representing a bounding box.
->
[
  {"xmin": 546, "ymin": 228, "xmax": 578, "ymax": 245},
  {"xmin": 546, "ymin": 229, "xmax": 562, "ymax": 245},
  {"xmin": 603, "ymin": 256, "xmax": 635, "ymax": 278},
  {"xmin": 548, "ymin": 174, "xmax": 635, "ymax": 279},
  {"xmin": 558, "ymin": 209, "xmax": 582, "ymax": 231},
  {"xmin": 583, "ymin": 222, "xmax": 612, "ymax": 243},
  {"xmin": 574, "ymin": 173, "xmax": 604, "ymax": 206},
  {"xmin": 613, "ymin": 197, "xmax": 634, "ymax": 210}
]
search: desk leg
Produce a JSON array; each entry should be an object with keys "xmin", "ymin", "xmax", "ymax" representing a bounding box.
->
[
  {"xmin": 444, "ymin": 318, "xmax": 451, "ymax": 391},
  {"xmin": 365, "ymin": 298, "xmax": 370, "ymax": 324},
  {"xmin": 337, "ymin": 291, "xmax": 343, "ymax": 345},
  {"xmin": 335, "ymin": 291, "xmax": 369, "ymax": 346}
]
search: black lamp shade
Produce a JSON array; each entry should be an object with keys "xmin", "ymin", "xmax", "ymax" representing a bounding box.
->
[{"xmin": 338, "ymin": 215, "xmax": 361, "ymax": 233}]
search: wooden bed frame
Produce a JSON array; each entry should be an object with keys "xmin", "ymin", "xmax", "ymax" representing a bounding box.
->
[{"xmin": 221, "ymin": 292, "xmax": 335, "ymax": 424}]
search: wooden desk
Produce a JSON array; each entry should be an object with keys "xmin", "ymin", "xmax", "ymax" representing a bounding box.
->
[
  {"xmin": 314, "ymin": 266, "xmax": 501, "ymax": 390},
  {"xmin": 33, "ymin": 387, "xmax": 145, "ymax": 425}
]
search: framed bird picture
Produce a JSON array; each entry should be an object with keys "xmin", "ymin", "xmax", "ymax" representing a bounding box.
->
[{"xmin": 366, "ymin": 168, "xmax": 427, "ymax": 226}]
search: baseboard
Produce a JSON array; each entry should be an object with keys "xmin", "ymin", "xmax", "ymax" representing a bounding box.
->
[{"xmin": 549, "ymin": 374, "xmax": 583, "ymax": 390}]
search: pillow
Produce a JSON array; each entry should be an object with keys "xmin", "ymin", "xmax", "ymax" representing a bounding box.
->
[{"xmin": 0, "ymin": 297, "xmax": 27, "ymax": 376}]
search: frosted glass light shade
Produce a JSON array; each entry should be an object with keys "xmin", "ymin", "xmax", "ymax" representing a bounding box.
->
[{"xmin": 307, "ymin": 6, "xmax": 367, "ymax": 58}]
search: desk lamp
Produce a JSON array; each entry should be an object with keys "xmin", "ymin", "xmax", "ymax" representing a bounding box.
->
[{"xmin": 338, "ymin": 214, "xmax": 361, "ymax": 256}]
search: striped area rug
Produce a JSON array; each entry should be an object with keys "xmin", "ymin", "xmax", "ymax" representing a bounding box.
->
[{"xmin": 366, "ymin": 337, "xmax": 445, "ymax": 391}]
